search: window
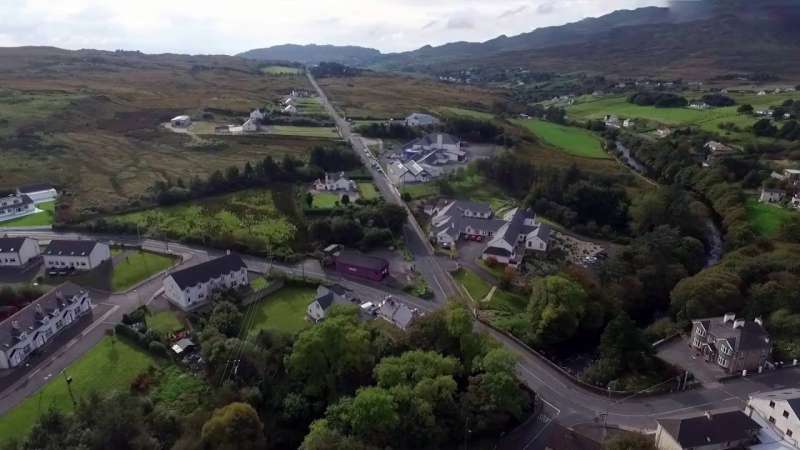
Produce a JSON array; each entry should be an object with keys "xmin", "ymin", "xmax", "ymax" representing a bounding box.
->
[
  {"xmin": 788, "ymin": 430, "xmax": 793, "ymax": 437},
  {"xmin": 770, "ymin": 401, "xmax": 776, "ymax": 408},
  {"xmin": 784, "ymin": 411, "xmax": 790, "ymax": 418},
  {"xmin": 769, "ymin": 416, "xmax": 776, "ymax": 424}
]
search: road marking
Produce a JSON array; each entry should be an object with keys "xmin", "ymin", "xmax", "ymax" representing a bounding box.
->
[{"xmin": 607, "ymin": 396, "xmax": 740, "ymax": 418}]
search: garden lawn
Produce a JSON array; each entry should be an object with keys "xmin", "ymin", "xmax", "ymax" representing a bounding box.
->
[
  {"xmin": 746, "ymin": 200, "xmax": 798, "ymax": 237},
  {"xmin": 313, "ymin": 192, "xmax": 341, "ymax": 208},
  {"xmin": 148, "ymin": 311, "xmax": 183, "ymax": 335},
  {"xmin": 401, "ymin": 183, "xmax": 439, "ymax": 200},
  {"xmin": 0, "ymin": 337, "xmax": 158, "ymax": 443},
  {"xmin": 0, "ymin": 201, "xmax": 55, "ymax": 227},
  {"xmin": 358, "ymin": 182, "xmax": 379, "ymax": 200},
  {"xmin": 247, "ymin": 285, "xmax": 317, "ymax": 335},
  {"xmin": 513, "ymin": 119, "xmax": 609, "ymax": 159},
  {"xmin": 261, "ymin": 65, "xmax": 303, "ymax": 75},
  {"xmin": 111, "ymin": 250, "xmax": 176, "ymax": 292},
  {"xmin": 437, "ymin": 107, "xmax": 495, "ymax": 121},
  {"xmin": 270, "ymin": 126, "xmax": 339, "ymax": 139},
  {"xmin": 453, "ymin": 269, "xmax": 492, "ymax": 301}
]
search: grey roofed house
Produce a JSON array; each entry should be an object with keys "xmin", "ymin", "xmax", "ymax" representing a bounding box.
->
[
  {"xmin": 405, "ymin": 113, "xmax": 440, "ymax": 126},
  {"xmin": 313, "ymin": 285, "xmax": 352, "ymax": 311},
  {"xmin": 694, "ymin": 316, "xmax": 770, "ymax": 353},
  {"xmin": 0, "ymin": 282, "xmax": 85, "ymax": 348},
  {"xmin": 43, "ymin": 240, "xmax": 100, "ymax": 257},
  {"xmin": 0, "ymin": 194, "xmax": 33, "ymax": 214},
  {"xmin": 378, "ymin": 298, "xmax": 419, "ymax": 330},
  {"xmin": 171, "ymin": 338, "xmax": 195, "ymax": 354},
  {"xmin": 16, "ymin": 184, "xmax": 54, "ymax": 194},
  {"xmin": 0, "ymin": 237, "xmax": 28, "ymax": 253},
  {"xmin": 656, "ymin": 410, "xmax": 760, "ymax": 448},
  {"xmin": 169, "ymin": 254, "xmax": 247, "ymax": 290}
]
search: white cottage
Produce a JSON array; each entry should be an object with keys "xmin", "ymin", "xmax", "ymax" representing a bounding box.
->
[
  {"xmin": 15, "ymin": 184, "xmax": 57, "ymax": 204},
  {"xmin": 163, "ymin": 254, "xmax": 248, "ymax": 311},
  {"xmin": 43, "ymin": 240, "xmax": 110, "ymax": 271},
  {"xmin": 759, "ymin": 187, "xmax": 786, "ymax": 204},
  {"xmin": 170, "ymin": 115, "xmax": 192, "ymax": 128},
  {"xmin": 307, "ymin": 285, "xmax": 354, "ymax": 323},
  {"xmin": 0, "ymin": 282, "xmax": 92, "ymax": 369},
  {"xmin": 0, "ymin": 194, "xmax": 35, "ymax": 222},
  {"xmin": 0, "ymin": 236, "xmax": 40, "ymax": 268},
  {"xmin": 313, "ymin": 172, "xmax": 357, "ymax": 192}
]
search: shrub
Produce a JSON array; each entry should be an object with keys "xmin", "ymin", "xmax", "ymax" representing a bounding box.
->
[{"xmin": 148, "ymin": 341, "xmax": 168, "ymax": 357}]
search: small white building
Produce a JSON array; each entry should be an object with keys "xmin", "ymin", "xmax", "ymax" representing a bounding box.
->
[
  {"xmin": 622, "ymin": 119, "xmax": 636, "ymax": 128},
  {"xmin": 43, "ymin": 240, "xmax": 110, "ymax": 271},
  {"xmin": 283, "ymin": 104, "xmax": 297, "ymax": 115},
  {"xmin": 249, "ymin": 109, "xmax": 265, "ymax": 121},
  {"xmin": 15, "ymin": 184, "xmax": 57, "ymax": 204},
  {"xmin": 170, "ymin": 115, "xmax": 192, "ymax": 128},
  {"xmin": 313, "ymin": 172, "xmax": 357, "ymax": 192},
  {"xmin": 0, "ymin": 194, "xmax": 36, "ymax": 223},
  {"xmin": 604, "ymin": 114, "xmax": 621, "ymax": 128},
  {"xmin": 760, "ymin": 187, "xmax": 786, "ymax": 204},
  {"xmin": 746, "ymin": 388, "xmax": 800, "ymax": 449},
  {"xmin": 241, "ymin": 118, "xmax": 259, "ymax": 132},
  {"xmin": 0, "ymin": 236, "xmax": 40, "ymax": 268},
  {"xmin": 163, "ymin": 254, "xmax": 248, "ymax": 311},
  {"xmin": 0, "ymin": 282, "xmax": 92, "ymax": 369},
  {"xmin": 404, "ymin": 113, "xmax": 440, "ymax": 127},
  {"xmin": 689, "ymin": 102, "xmax": 710, "ymax": 110},
  {"xmin": 307, "ymin": 285, "xmax": 354, "ymax": 323},
  {"xmin": 655, "ymin": 128, "xmax": 672, "ymax": 138}
]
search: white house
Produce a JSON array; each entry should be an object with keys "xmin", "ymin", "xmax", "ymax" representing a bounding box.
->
[
  {"xmin": 760, "ymin": 187, "xmax": 786, "ymax": 204},
  {"xmin": 654, "ymin": 410, "xmax": 761, "ymax": 450},
  {"xmin": 0, "ymin": 194, "xmax": 35, "ymax": 222},
  {"xmin": 0, "ymin": 282, "xmax": 92, "ymax": 369},
  {"xmin": 387, "ymin": 160, "xmax": 431, "ymax": 185},
  {"xmin": 689, "ymin": 102, "xmax": 710, "ymax": 110},
  {"xmin": 16, "ymin": 184, "xmax": 57, "ymax": 204},
  {"xmin": 792, "ymin": 195, "xmax": 800, "ymax": 210},
  {"xmin": 0, "ymin": 236, "xmax": 40, "ymax": 268},
  {"xmin": 307, "ymin": 285, "xmax": 354, "ymax": 323},
  {"xmin": 163, "ymin": 254, "xmax": 248, "ymax": 311},
  {"xmin": 170, "ymin": 115, "xmax": 192, "ymax": 128},
  {"xmin": 43, "ymin": 240, "xmax": 110, "ymax": 271},
  {"xmin": 241, "ymin": 118, "xmax": 259, "ymax": 132},
  {"xmin": 378, "ymin": 298, "xmax": 420, "ymax": 330},
  {"xmin": 283, "ymin": 104, "xmax": 297, "ymax": 114},
  {"xmin": 483, "ymin": 208, "xmax": 551, "ymax": 266},
  {"xmin": 622, "ymin": 119, "xmax": 636, "ymax": 128},
  {"xmin": 604, "ymin": 114, "xmax": 621, "ymax": 128},
  {"xmin": 249, "ymin": 109, "xmax": 265, "ymax": 121},
  {"xmin": 402, "ymin": 133, "xmax": 462, "ymax": 160},
  {"xmin": 758, "ymin": 90, "xmax": 768, "ymax": 96},
  {"xmin": 746, "ymin": 389, "xmax": 800, "ymax": 448},
  {"xmin": 404, "ymin": 113, "xmax": 440, "ymax": 127},
  {"xmin": 655, "ymin": 128, "xmax": 672, "ymax": 138},
  {"xmin": 313, "ymin": 172, "xmax": 357, "ymax": 192}
]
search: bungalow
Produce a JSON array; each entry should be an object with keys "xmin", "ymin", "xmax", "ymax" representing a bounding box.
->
[
  {"xmin": 0, "ymin": 194, "xmax": 35, "ymax": 222},
  {"xmin": 43, "ymin": 240, "xmax": 110, "ymax": 272},
  {"xmin": 704, "ymin": 141, "xmax": 737, "ymax": 164},
  {"xmin": 689, "ymin": 102, "xmax": 710, "ymax": 110},
  {"xmin": 170, "ymin": 115, "xmax": 191, "ymax": 128},
  {"xmin": 313, "ymin": 172, "xmax": 357, "ymax": 192},
  {"xmin": 604, "ymin": 115, "xmax": 621, "ymax": 128},
  {"xmin": 622, "ymin": 119, "xmax": 636, "ymax": 128},
  {"xmin": 405, "ymin": 113, "xmax": 440, "ymax": 127},
  {"xmin": 307, "ymin": 285, "xmax": 354, "ymax": 323},
  {"xmin": 249, "ymin": 109, "xmax": 265, "ymax": 121},
  {"xmin": 0, "ymin": 236, "xmax": 40, "ymax": 268},
  {"xmin": 758, "ymin": 90, "xmax": 768, "ymax": 96},
  {"xmin": 0, "ymin": 282, "xmax": 92, "ymax": 369},
  {"xmin": 16, "ymin": 184, "xmax": 57, "ymax": 204},
  {"xmin": 377, "ymin": 297, "xmax": 419, "ymax": 330},
  {"xmin": 283, "ymin": 104, "xmax": 297, "ymax": 115},
  {"xmin": 690, "ymin": 314, "xmax": 771, "ymax": 374},
  {"xmin": 655, "ymin": 410, "xmax": 760, "ymax": 450},
  {"xmin": 241, "ymin": 118, "xmax": 259, "ymax": 132},
  {"xmin": 655, "ymin": 128, "xmax": 672, "ymax": 139},
  {"xmin": 759, "ymin": 187, "xmax": 786, "ymax": 204},
  {"xmin": 163, "ymin": 254, "xmax": 248, "ymax": 311},
  {"xmin": 387, "ymin": 160, "xmax": 432, "ymax": 185},
  {"xmin": 482, "ymin": 208, "xmax": 551, "ymax": 266}
]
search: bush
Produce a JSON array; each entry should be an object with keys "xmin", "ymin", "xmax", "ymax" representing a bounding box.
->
[{"xmin": 148, "ymin": 341, "xmax": 168, "ymax": 357}]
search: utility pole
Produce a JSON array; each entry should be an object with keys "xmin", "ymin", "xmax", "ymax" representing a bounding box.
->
[{"xmin": 62, "ymin": 370, "xmax": 77, "ymax": 409}]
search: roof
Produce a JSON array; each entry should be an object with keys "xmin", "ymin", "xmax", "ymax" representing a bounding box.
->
[
  {"xmin": 657, "ymin": 410, "xmax": 760, "ymax": 447},
  {"xmin": 0, "ymin": 237, "xmax": 30, "ymax": 254},
  {"xmin": 335, "ymin": 250, "xmax": 388, "ymax": 272},
  {"xmin": 17, "ymin": 184, "xmax": 55, "ymax": 194},
  {"xmin": 378, "ymin": 299, "xmax": 418, "ymax": 329},
  {"xmin": 692, "ymin": 315, "xmax": 770, "ymax": 353},
  {"xmin": 168, "ymin": 254, "xmax": 247, "ymax": 290},
  {"xmin": 0, "ymin": 282, "xmax": 86, "ymax": 348},
  {"xmin": 751, "ymin": 388, "xmax": 800, "ymax": 417},
  {"xmin": 44, "ymin": 240, "xmax": 100, "ymax": 257},
  {"xmin": 542, "ymin": 423, "xmax": 602, "ymax": 450},
  {"xmin": 171, "ymin": 338, "xmax": 195, "ymax": 354},
  {"xmin": 434, "ymin": 214, "xmax": 506, "ymax": 239},
  {"xmin": 403, "ymin": 133, "xmax": 460, "ymax": 150},
  {"xmin": 405, "ymin": 113, "xmax": 439, "ymax": 123},
  {"xmin": 0, "ymin": 194, "xmax": 33, "ymax": 212},
  {"xmin": 313, "ymin": 285, "xmax": 352, "ymax": 311},
  {"xmin": 171, "ymin": 115, "xmax": 190, "ymax": 121}
]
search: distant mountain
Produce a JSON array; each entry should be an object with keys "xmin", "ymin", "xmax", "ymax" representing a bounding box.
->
[{"xmin": 237, "ymin": 44, "xmax": 381, "ymax": 66}]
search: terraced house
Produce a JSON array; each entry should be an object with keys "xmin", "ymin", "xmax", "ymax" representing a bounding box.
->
[
  {"xmin": 43, "ymin": 240, "xmax": 111, "ymax": 271},
  {"xmin": 163, "ymin": 253, "xmax": 248, "ymax": 311},
  {"xmin": 0, "ymin": 282, "xmax": 92, "ymax": 369},
  {"xmin": 0, "ymin": 236, "xmax": 40, "ymax": 268},
  {"xmin": 690, "ymin": 314, "xmax": 772, "ymax": 374}
]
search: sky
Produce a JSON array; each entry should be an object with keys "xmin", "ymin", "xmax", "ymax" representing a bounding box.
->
[{"xmin": 0, "ymin": 0, "xmax": 669, "ymax": 55}]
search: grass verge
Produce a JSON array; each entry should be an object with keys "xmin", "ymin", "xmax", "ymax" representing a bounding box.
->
[
  {"xmin": 247, "ymin": 285, "xmax": 317, "ymax": 335},
  {"xmin": 111, "ymin": 250, "xmax": 176, "ymax": 292}
]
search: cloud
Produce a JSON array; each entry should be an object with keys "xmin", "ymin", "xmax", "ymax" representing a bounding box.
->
[
  {"xmin": 498, "ymin": 5, "xmax": 528, "ymax": 19},
  {"xmin": 422, "ymin": 20, "xmax": 438, "ymax": 30},
  {"xmin": 446, "ymin": 16, "xmax": 475, "ymax": 30},
  {"xmin": 537, "ymin": 2, "xmax": 555, "ymax": 14}
]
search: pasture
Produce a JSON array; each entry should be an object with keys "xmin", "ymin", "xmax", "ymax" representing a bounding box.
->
[
  {"xmin": 269, "ymin": 125, "xmax": 340, "ymax": 139},
  {"xmin": 745, "ymin": 200, "xmax": 798, "ymax": 237},
  {"xmin": 437, "ymin": 107, "xmax": 495, "ymax": 121},
  {"xmin": 247, "ymin": 285, "xmax": 317, "ymax": 335},
  {"xmin": 513, "ymin": 119, "xmax": 610, "ymax": 159},
  {"xmin": 0, "ymin": 337, "xmax": 159, "ymax": 443},
  {"xmin": 105, "ymin": 188, "xmax": 299, "ymax": 254},
  {"xmin": 261, "ymin": 65, "xmax": 303, "ymax": 75}
]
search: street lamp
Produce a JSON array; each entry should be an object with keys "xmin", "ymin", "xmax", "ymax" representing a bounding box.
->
[{"xmin": 62, "ymin": 370, "xmax": 77, "ymax": 409}]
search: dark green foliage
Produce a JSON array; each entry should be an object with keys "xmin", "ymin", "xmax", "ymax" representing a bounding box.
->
[
  {"xmin": 356, "ymin": 122, "xmax": 419, "ymax": 140},
  {"xmin": 443, "ymin": 117, "xmax": 504, "ymax": 143},
  {"xmin": 309, "ymin": 146, "xmax": 362, "ymax": 172},
  {"xmin": 753, "ymin": 118, "xmax": 778, "ymax": 137},
  {"xmin": 701, "ymin": 93, "xmax": 735, "ymax": 107},
  {"xmin": 628, "ymin": 92, "xmax": 688, "ymax": 108}
]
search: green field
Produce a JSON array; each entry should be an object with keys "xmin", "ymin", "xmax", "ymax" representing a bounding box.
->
[
  {"xmin": 105, "ymin": 189, "xmax": 298, "ymax": 254},
  {"xmin": 270, "ymin": 125, "xmax": 340, "ymax": 139},
  {"xmin": 0, "ymin": 90, "xmax": 81, "ymax": 137},
  {"xmin": 293, "ymin": 98, "xmax": 327, "ymax": 116},
  {"xmin": 0, "ymin": 337, "xmax": 158, "ymax": 442},
  {"xmin": 312, "ymin": 192, "xmax": 341, "ymax": 208},
  {"xmin": 513, "ymin": 119, "xmax": 610, "ymax": 159},
  {"xmin": 147, "ymin": 310, "xmax": 183, "ymax": 335},
  {"xmin": 402, "ymin": 172, "xmax": 511, "ymax": 210},
  {"xmin": 0, "ymin": 201, "xmax": 55, "ymax": 227},
  {"xmin": 401, "ymin": 183, "xmax": 440, "ymax": 200},
  {"xmin": 111, "ymin": 250, "xmax": 176, "ymax": 291},
  {"xmin": 453, "ymin": 269, "xmax": 492, "ymax": 301},
  {"xmin": 358, "ymin": 182, "xmax": 379, "ymax": 200},
  {"xmin": 437, "ymin": 107, "xmax": 495, "ymax": 121},
  {"xmin": 261, "ymin": 65, "xmax": 303, "ymax": 75},
  {"xmin": 247, "ymin": 285, "xmax": 317, "ymax": 335},
  {"xmin": 746, "ymin": 200, "xmax": 799, "ymax": 237}
]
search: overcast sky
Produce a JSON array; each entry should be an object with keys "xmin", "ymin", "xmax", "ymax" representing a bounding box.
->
[{"xmin": 0, "ymin": 0, "xmax": 669, "ymax": 55}]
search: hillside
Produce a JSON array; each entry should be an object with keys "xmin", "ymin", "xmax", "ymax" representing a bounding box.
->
[{"xmin": 237, "ymin": 44, "xmax": 381, "ymax": 66}]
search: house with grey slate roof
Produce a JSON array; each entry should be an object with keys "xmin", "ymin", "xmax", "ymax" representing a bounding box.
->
[
  {"xmin": 655, "ymin": 409, "xmax": 760, "ymax": 450},
  {"xmin": 163, "ymin": 254, "xmax": 248, "ymax": 311},
  {"xmin": 0, "ymin": 236, "xmax": 40, "ymax": 268},
  {"xmin": 0, "ymin": 193, "xmax": 35, "ymax": 222},
  {"xmin": 746, "ymin": 388, "xmax": 800, "ymax": 448},
  {"xmin": 43, "ymin": 240, "xmax": 111, "ymax": 271},
  {"xmin": 690, "ymin": 314, "xmax": 771, "ymax": 374},
  {"xmin": 307, "ymin": 284, "xmax": 355, "ymax": 322},
  {"xmin": 0, "ymin": 282, "xmax": 92, "ymax": 369},
  {"xmin": 429, "ymin": 200, "xmax": 506, "ymax": 248},
  {"xmin": 483, "ymin": 208, "xmax": 551, "ymax": 266},
  {"xmin": 378, "ymin": 298, "xmax": 419, "ymax": 330}
]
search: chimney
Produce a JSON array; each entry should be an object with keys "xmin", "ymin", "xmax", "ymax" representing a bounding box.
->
[
  {"xmin": 755, "ymin": 317, "xmax": 763, "ymax": 327},
  {"xmin": 437, "ymin": 134, "xmax": 443, "ymax": 147},
  {"xmin": 226, "ymin": 249, "xmax": 231, "ymax": 255},
  {"xmin": 723, "ymin": 313, "xmax": 736, "ymax": 324},
  {"xmin": 733, "ymin": 319, "xmax": 746, "ymax": 329},
  {"xmin": 705, "ymin": 411, "xmax": 713, "ymax": 420}
]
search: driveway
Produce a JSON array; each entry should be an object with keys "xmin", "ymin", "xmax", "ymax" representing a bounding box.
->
[{"xmin": 656, "ymin": 336, "xmax": 728, "ymax": 386}]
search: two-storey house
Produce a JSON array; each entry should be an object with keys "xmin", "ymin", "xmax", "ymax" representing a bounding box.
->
[
  {"xmin": 163, "ymin": 253, "xmax": 248, "ymax": 311},
  {"xmin": 690, "ymin": 314, "xmax": 771, "ymax": 374},
  {"xmin": 0, "ymin": 236, "xmax": 40, "ymax": 268},
  {"xmin": 0, "ymin": 194, "xmax": 35, "ymax": 222},
  {"xmin": 43, "ymin": 240, "xmax": 111, "ymax": 271}
]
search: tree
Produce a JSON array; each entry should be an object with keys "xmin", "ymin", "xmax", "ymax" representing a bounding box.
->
[
  {"xmin": 347, "ymin": 387, "xmax": 399, "ymax": 441},
  {"xmin": 208, "ymin": 301, "xmax": 243, "ymax": 337},
  {"xmin": 597, "ymin": 313, "xmax": 652, "ymax": 375},
  {"xmin": 305, "ymin": 192, "xmax": 314, "ymax": 208},
  {"xmin": 753, "ymin": 118, "xmax": 778, "ymax": 137},
  {"xmin": 341, "ymin": 194, "xmax": 350, "ymax": 206},
  {"xmin": 670, "ymin": 268, "xmax": 744, "ymax": 320},
  {"xmin": 374, "ymin": 351, "xmax": 460, "ymax": 388},
  {"xmin": 526, "ymin": 275, "xmax": 588, "ymax": 348},
  {"xmin": 201, "ymin": 402, "xmax": 265, "ymax": 450}
]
